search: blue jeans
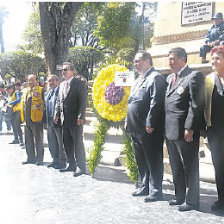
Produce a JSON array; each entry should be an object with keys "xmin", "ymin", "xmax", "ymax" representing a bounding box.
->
[
  {"xmin": 0, "ymin": 111, "xmax": 2, "ymax": 131},
  {"xmin": 0, "ymin": 111, "xmax": 12, "ymax": 131}
]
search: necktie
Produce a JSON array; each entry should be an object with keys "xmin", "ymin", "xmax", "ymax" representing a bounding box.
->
[
  {"xmin": 170, "ymin": 73, "xmax": 178, "ymax": 89},
  {"xmin": 64, "ymin": 81, "xmax": 70, "ymax": 98},
  {"xmin": 48, "ymin": 89, "xmax": 54, "ymax": 100}
]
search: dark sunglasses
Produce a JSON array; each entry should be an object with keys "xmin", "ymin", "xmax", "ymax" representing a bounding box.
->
[{"xmin": 62, "ymin": 68, "xmax": 71, "ymax": 71}]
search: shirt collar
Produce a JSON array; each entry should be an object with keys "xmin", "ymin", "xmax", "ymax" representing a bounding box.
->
[
  {"xmin": 65, "ymin": 76, "xmax": 73, "ymax": 85},
  {"xmin": 177, "ymin": 65, "xmax": 187, "ymax": 76},
  {"xmin": 140, "ymin": 67, "xmax": 153, "ymax": 79}
]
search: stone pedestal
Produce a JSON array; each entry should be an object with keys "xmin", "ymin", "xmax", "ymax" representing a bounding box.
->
[{"xmin": 150, "ymin": 2, "xmax": 224, "ymax": 68}]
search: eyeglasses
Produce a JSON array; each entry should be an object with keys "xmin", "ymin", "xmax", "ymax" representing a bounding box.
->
[
  {"xmin": 48, "ymin": 79, "xmax": 56, "ymax": 82},
  {"xmin": 133, "ymin": 59, "xmax": 144, "ymax": 64},
  {"xmin": 62, "ymin": 68, "xmax": 71, "ymax": 72}
]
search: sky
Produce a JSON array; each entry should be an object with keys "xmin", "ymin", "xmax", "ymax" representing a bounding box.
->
[{"xmin": 0, "ymin": 0, "xmax": 32, "ymax": 52}]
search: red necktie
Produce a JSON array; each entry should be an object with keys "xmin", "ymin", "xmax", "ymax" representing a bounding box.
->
[{"xmin": 170, "ymin": 73, "xmax": 177, "ymax": 89}]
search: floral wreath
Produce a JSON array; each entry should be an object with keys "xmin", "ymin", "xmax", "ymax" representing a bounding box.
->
[{"xmin": 92, "ymin": 64, "xmax": 131, "ymax": 122}]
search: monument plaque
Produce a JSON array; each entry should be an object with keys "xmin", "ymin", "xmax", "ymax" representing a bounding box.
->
[{"xmin": 181, "ymin": 2, "xmax": 213, "ymax": 25}]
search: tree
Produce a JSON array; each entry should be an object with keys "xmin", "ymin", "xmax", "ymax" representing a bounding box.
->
[
  {"xmin": 94, "ymin": 2, "xmax": 137, "ymax": 55},
  {"xmin": 138, "ymin": 2, "xmax": 158, "ymax": 49},
  {"xmin": 22, "ymin": 6, "xmax": 43, "ymax": 54},
  {"xmin": 39, "ymin": 2, "xmax": 83, "ymax": 76},
  {"xmin": 69, "ymin": 46, "xmax": 104, "ymax": 80},
  {"xmin": 0, "ymin": 6, "xmax": 8, "ymax": 53},
  {"xmin": 0, "ymin": 51, "xmax": 45, "ymax": 81},
  {"xmin": 70, "ymin": 3, "xmax": 105, "ymax": 48}
]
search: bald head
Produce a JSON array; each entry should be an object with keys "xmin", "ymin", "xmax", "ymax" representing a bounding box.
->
[{"xmin": 28, "ymin": 74, "xmax": 37, "ymax": 88}]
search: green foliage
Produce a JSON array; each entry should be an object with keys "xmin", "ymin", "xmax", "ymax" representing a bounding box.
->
[
  {"xmin": 94, "ymin": 2, "xmax": 137, "ymax": 54},
  {"xmin": 116, "ymin": 48, "xmax": 136, "ymax": 69},
  {"xmin": 88, "ymin": 118, "xmax": 110, "ymax": 175},
  {"xmin": 121, "ymin": 129, "xmax": 139, "ymax": 183},
  {"xmin": 0, "ymin": 51, "xmax": 46, "ymax": 81},
  {"xmin": 69, "ymin": 46, "xmax": 104, "ymax": 80},
  {"xmin": 71, "ymin": 2, "xmax": 105, "ymax": 47},
  {"xmin": 22, "ymin": 6, "xmax": 43, "ymax": 54}
]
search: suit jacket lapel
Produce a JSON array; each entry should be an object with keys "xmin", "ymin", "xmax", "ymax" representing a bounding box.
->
[
  {"xmin": 131, "ymin": 68, "xmax": 153, "ymax": 95},
  {"xmin": 140, "ymin": 67, "xmax": 154, "ymax": 85},
  {"xmin": 167, "ymin": 66, "xmax": 189, "ymax": 96}
]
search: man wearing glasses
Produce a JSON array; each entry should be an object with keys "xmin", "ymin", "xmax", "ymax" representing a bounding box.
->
[
  {"xmin": 126, "ymin": 51, "xmax": 166, "ymax": 202},
  {"xmin": 54, "ymin": 62, "xmax": 87, "ymax": 177}
]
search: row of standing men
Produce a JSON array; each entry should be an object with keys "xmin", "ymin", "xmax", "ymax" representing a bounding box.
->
[
  {"xmin": 126, "ymin": 46, "xmax": 224, "ymax": 213},
  {"xmin": 7, "ymin": 62, "xmax": 88, "ymax": 178},
  {"xmin": 5, "ymin": 48, "xmax": 224, "ymax": 213}
]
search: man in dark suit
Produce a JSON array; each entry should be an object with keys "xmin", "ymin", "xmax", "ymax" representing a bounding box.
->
[
  {"xmin": 126, "ymin": 51, "xmax": 166, "ymax": 202},
  {"xmin": 54, "ymin": 62, "xmax": 87, "ymax": 177},
  {"xmin": 165, "ymin": 47, "xmax": 204, "ymax": 211}
]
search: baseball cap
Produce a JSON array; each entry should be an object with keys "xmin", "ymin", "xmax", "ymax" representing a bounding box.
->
[{"xmin": 211, "ymin": 12, "xmax": 223, "ymax": 20}]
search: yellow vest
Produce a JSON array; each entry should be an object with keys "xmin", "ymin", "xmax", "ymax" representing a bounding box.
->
[
  {"xmin": 21, "ymin": 86, "xmax": 44, "ymax": 123},
  {"xmin": 8, "ymin": 90, "xmax": 21, "ymax": 112},
  {"xmin": 204, "ymin": 73, "xmax": 216, "ymax": 127}
]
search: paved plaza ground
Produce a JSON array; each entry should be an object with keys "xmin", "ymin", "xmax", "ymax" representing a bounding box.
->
[{"xmin": 0, "ymin": 134, "xmax": 224, "ymax": 224}]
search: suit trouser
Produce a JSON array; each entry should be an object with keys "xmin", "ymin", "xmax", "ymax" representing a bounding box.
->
[
  {"xmin": 166, "ymin": 139, "xmax": 199, "ymax": 205},
  {"xmin": 11, "ymin": 111, "xmax": 23, "ymax": 143},
  {"xmin": 25, "ymin": 122, "xmax": 44, "ymax": 163},
  {"xmin": 47, "ymin": 125, "xmax": 67, "ymax": 165},
  {"xmin": 200, "ymin": 45, "xmax": 212, "ymax": 58},
  {"xmin": 207, "ymin": 126, "xmax": 224, "ymax": 203},
  {"xmin": 63, "ymin": 125, "xmax": 86, "ymax": 172},
  {"xmin": 131, "ymin": 129, "xmax": 164, "ymax": 196}
]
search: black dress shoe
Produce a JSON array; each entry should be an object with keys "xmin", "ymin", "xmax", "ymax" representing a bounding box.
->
[
  {"xmin": 47, "ymin": 162, "xmax": 58, "ymax": 168},
  {"xmin": 9, "ymin": 140, "xmax": 19, "ymax": 144},
  {"xmin": 56, "ymin": 163, "xmax": 67, "ymax": 170},
  {"xmin": 22, "ymin": 160, "xmax": 36, "ymax": 165},
  {"xmin": 132, "ymin": 188, "xmax": 149, "ymax": 197},
  {"xmin": 73, "ymin": 169, "xmax": 85, "ymax": 177},
  {"xmin": 211, "ymin": 200, "xmax": 224, "ymax": 211},
  {"xmin": 169, "ymin": 199, "xmax": 185, "ymax": 206},
  {"xmin": 60, "ymin": 166, "xmax": 75, "ymax": 172},
  {"xmin": 36, "ymin": 162, "xmax": 44, "ymax": 166},
  {"xmin": 144, "ymin": 194, "xmax": 163, "ymax": 202},
  {"xmin": 178, "ymin": 203, "xmax": 200, "ymax": 212}
]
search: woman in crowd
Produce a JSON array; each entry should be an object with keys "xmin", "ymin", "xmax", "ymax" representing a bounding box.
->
[{"xmin": 204, "ymin": 45, "xmax": 224, "ymax": 211}]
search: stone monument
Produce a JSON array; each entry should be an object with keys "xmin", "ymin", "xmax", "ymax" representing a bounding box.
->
[{"xmin": 150, "ymin": 1, "xmax": 224, "ymax": 74}]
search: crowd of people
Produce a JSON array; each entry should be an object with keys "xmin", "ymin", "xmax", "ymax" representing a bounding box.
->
[
  {"xmin": 0, "ymin": 62, "xmax": 87, "ymax": 177},
  {"xmin": 1, "ymin": 12, "xmax": 224, "ymax": 215}
]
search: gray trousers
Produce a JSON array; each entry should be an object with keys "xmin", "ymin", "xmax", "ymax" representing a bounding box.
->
[
  {"xmin": 47, "ymin": 125, "xmax": 67, "ymax": 165},
  {"xmin": 166, "ymin": 139, "xmax": 200, "ymax": 205},
  {"xmin": 25, "ymin": 122, "xmax": 44, "ymax": 163},
  {"xmin": 11, "ymin": 111, "xmax": 23, "ymax": 143},
  {"xmin": 63, "ymin": 125, "xmax": 86, "ymax": 172}
]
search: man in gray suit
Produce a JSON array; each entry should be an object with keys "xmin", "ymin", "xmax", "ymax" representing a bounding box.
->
[
  {"xmin": 126, "ymin": 51, "xmax": 166, "ymax": 202},
  {"xmin": 165, "ymin": 47, "xmax": 204, "ymax": 211},
  {"xmin": 44, "ymin": 74, "xmax": 67, "ymax": 169}
]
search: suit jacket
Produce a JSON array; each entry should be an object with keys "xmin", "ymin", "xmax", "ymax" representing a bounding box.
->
[
  {"xmin": 204, "ymin": 72, "xmax": 224, "ymax": 127},
  {"xmin": 55, "ymin": 77, "xmax": 87, "ymax": 127},
  {"xmin": 126, "ymin": 67, "xmax": 167, "ymax": 136},
  {"xmin": 44, "ymin": 86, "xmax": 60, "ymax": 127},
  {"xmin": 165, "ymin": 66, "xmax": 204, "ymax": 140}
]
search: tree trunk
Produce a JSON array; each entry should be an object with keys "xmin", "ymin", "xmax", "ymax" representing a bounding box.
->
[{"xmin": 39, "ymin": 2, "xmax": 82, "ymax": 77}]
